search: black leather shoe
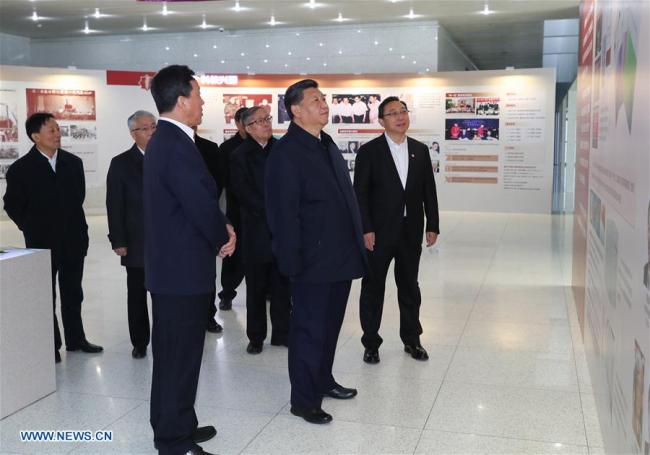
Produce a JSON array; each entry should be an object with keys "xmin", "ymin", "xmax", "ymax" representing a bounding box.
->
[
  {"xmin": 192, "ymin": 425, "xmax": 217, "ymax": 444},
  {"xmin": 404, "ymin": 344, "xmax": 429, "ymax": 361},
  {"xmin": 66, "ymin": 340, "xmax": 103, "ymax": 353},
  {"xmin": 55, "ymin": 350, "xmax": 61, "ymax": 363},
  {"xmin": 206, "ymin": 320, "xmax": 223, "ymax": 333},
  {"xmin": 246, "ymin": 342, "xmax": 263, "ymax": 354},
  {"xmin": 363, "ymin": 348, "xmax": 380, "ymax": 364},
  {"xmin": 131, "ymin": 346, "xmax": 146, "ymax": 359},
  {"xmin": 324, "ymin": 384, "xmax": 357, "ymax": 399},
  {"xmin": 290, "ymin": 406, "xmax": 333, "ymax": 424},
  {"xmin": 218, "ymin": 298, "xmax": 232, "ymax": 310},
  {"xmin": 185, "ymin": 445, "xmax": 215, "ymax": 455}
]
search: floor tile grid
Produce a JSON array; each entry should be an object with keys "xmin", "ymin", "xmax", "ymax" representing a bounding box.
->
[
  {"xmin": 417, "ymin": 214, "xmax": 592, "ymax": 452},
  {"xmin": 409, "ymin": 213, "xmax": 508, "ymax": 453}
]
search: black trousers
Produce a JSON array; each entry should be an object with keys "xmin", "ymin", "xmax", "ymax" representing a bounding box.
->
[
  {"xmin": 359, "ymin": 231, "xmax": 423, "ymax": 349},
  {"xmin": 51, "ymin": 257, "xmax": 86, "ymax": 350},
  {"xmin": 150, "ymin": 292, "xmax": 210, "ymax": 455},
  {"xmin": 353, "ymin": 114, "xmax": 366, "ymax": 123},
  {"xmin": 244, "ymin": 260, "xmax": 291, "ymax": 344},
  {"xmin": 289, "ymin": 280, "xmax": 351, "ymax": 410},
  {"xmin": 125, "ymin": 266, "xmax": 150, "ymax": 349}
]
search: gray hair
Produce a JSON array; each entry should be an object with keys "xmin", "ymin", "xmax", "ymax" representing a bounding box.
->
[
  {"xmin": 127, "ymin": 110, "xmax": 156, "ymax": 130},
  {"xmin": 241, "ymin": 106, "xmax": 266, "ymax": 126}
]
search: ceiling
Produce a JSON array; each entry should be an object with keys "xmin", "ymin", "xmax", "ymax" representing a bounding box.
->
[{"xmin": 0, "ymin": 0, "xmax": 579, "ymax": 70}]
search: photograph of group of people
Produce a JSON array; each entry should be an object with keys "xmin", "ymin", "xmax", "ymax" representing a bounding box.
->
[
  {"xmin": 475, "ymin": 97, "xmax": 500, "ymax": 115},
  {"xmin": 26, "ymin": 89, "xmax": 97, "ymax": 121},
  {"xmin": 445, "ymin": 118, "xmax": 499, "ymax": 141},
  {"xmin": 331, "ymin": 94, "xmax": 381, "ymax": 124},
  {"xmin": 446, "ymin": 93, "xmax": 500, "ymax": 117},
  {"xmin": 445, "ymin": 95, "xmax": 475, "ymax": 114},
  {"xmin": 223, "ymin": 94, "xmax": 272, "ymax": 124}
]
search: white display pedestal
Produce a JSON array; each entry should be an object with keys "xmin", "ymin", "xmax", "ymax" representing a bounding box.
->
[{"xmin": 0, "ymin": 248, "xmax": 56, "ymax": 419}]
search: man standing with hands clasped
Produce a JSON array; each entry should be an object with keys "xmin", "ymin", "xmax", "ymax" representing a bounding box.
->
[
  {"xmin": 145, "ymin": 65, "xmax": 235, "ymax": 455},
  {"xmin": 265, "ymin": 79, "xmax": 367, "ymax": 424},
  {"xmin": 353, "ymin": 96, "xmax": 439, "ymax": 365}
]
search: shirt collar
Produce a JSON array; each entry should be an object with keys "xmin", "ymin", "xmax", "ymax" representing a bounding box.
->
[
  {"xmin": 384, "ymin": 132, "xmax": 407, "ymax": 148},
  {"xmin": 159, "ymin": 117, "xmax": 195, "ymax": 142},
  {"xmin": 37, "ymin": 147, "xmax": 58, "ymax": 162}
]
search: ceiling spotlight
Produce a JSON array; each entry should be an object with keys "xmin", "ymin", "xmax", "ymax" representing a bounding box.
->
[
  {"xmin": 288, "ymin": 51, "xmax": 292, "ymax": 55},
  {"xmin": 269, "ymin": 15, "xmax": 277, "ymax": 26},
  {"xmin": 400, "ymin": 55, "xmax": 405, "ymax": 59},
  {"xmin": 388, "ymin": 47, "xmax": 393, "ymax": 52},
  {"xmin": 233, "ymin": 0, "xmax": 242, "ymax": 12},
  {"xmin": 93, "ymin": 8, "xmax": 101, "ymax": 19},
  {"xmin": 338, "ymin": 49, "xmax": 343, "ymax": 54},
  {"xmin": 426, "ymin": 68, "xmax": 431, "ymax": 72},
  {"xmin": 265, "ymin": 43, "xmax": 270, "ymax": 48},
  {"xmin": 213, "ymin": 44, "xmax": 217, "ymax": 49},
  {"xmin": 141, "ymin": 19, "xmax": 149, "ymax": 32},
  {"xmin": 405, "ymin": 8, "xmax": 421, "ymax": 19},
  {"xmin": 295, "ymin": 32, "xmax": 300, "ymax": 36},
  {"xmin": 308, "ymin": 0, "xmax": 316, "ymax": 8},
  {"xmin": 306, "ymin": 57, "xmax": 311, "ymax": 60},
  {"xmin": 284, "ymin": 63, "xmax": 289, "ymax": 68},
  {"xmin": 161, "ymin": 2, "xmax": 170, "ymax": 16},
  {"xmin": 83, "ymin": 21, "xmax": 90, "ymax": 34},
  {"xmin": 246, "ymin": 65, "xmax": 250, "ymax": 69},
  {"xmin": 221, "ymin": 59, "xmax": 226, "ymax": 63},
  {"xmin": 199, "ymin": 15, "xmax": 210, "ymax": 29},
  {"xmin": 193, "ymin": 53, "xmax": 198, "ymax": 58},
  {"xmin": 412, "ymin": 60, "xmax": 417, "ymax": 64},
  {"xmin": 323, "ymin": 62, "xmax": 327, "ymax": 67},
  {"xmin": 480, "ymin": 3, "xmax": 494, "ymax": 15},
  {"xmin": 240, "ymin": 52, "xmax": 245, "ymax": 56},
  {"xmin": 334, "ymin": 12, "xmax": 349, "ymax": 23},
  {"xmin": 165, "ymin": 46, "xmax": 170, "ymax": 50},
  {"xmin": 31, "ymin": 11, "xmax": 39, "ymax": 22},
  {"xmin": 374, "ymin": 40, "xmax": 379, "ymax": 45},
  {"xmin": 318, "ymin": 42, "xmax": 324, "ymax": 47}
]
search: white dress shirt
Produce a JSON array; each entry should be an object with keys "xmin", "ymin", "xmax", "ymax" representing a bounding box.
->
[
  {"xmin": 159, "ymin": 117, "xmax": 195, "ymax": 142},
  {"xmin": 385, "ymin": 133, "xmax": 409, "ymax": 216},
  {"xmin": 38, "ymin": 148, "xmax": 58, "ymax": 172}
]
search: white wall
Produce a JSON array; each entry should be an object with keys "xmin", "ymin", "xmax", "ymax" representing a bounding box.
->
[
  {"xmin": 0, "ymin": 33, "xmax": 31, "ymax": 66},
  {"xmin": 436, "ymin": 26, "xmax": 478, "ymax": 72}
]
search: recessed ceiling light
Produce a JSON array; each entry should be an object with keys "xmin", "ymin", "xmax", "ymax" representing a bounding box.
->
[
  {"xmin": 240, "ymin": 52, "xmax": 245, "ymax": 56},
  {"xmin": 401, "ymin": 55, "xmax": 405, "ymax": 59},
  {"xmin": 83, "ymin": 21, "xmax": 91, "ymax": 34},
  {"xmin": 265, "ymin": 43, "xmax": 270, "ymax": 48},
  {"xmin": 232, "ymin": 0, "xmax": 244, "ymax": 12},
  {"xmin": 357, "ymin": 29, "xmax": 362, "ymax": 33},
  {"xmin": 199, "ymin": 14, "xmax": 215, "ymax": 29},
  {"xmin": 263, "ymin": 59, "xmax": 268, "ymax": 63},
  {"xmin": 412, "ymin": 60, "xmax": 417, "ymax": 64},
  {"xmin": 268, "ymin": 15, "xmax": 278, "ymax": 26},
  {"xmin": 165, "ymin": 46, "xmax": 170, "ymax": 50},
  {"xmin": 404, "ymin": 8, "xmax": 422, "ymax": 19},
  {"xmin": 288, "ymin": 51, "xmax": 292, "ymax": 55},
  {"xmin": 221, "ymin": 59, "xmax": 226, "ymax": 64},
  {"xmin": 333, "ymin": 12, "xmax": 349, "ymax": 23},
  {"xmin": 295, "ymin": 32, "xmax": 300, "ymax": 36},
  {"xmin": 246, "ymin": 65, "xmax": 250, "ymax": 69},
  {"xmin": 426, "ymin": 68, "xmax": 431, "ymax": 72},
  {"xmin": 323, "ymin": 62, "xmax": 327, "ymax": 66},
  {"xmin": 374, "ymin": 40, "xmax": 379, "ymax": 45},
  {"xmin": 93, "ymin": 8, "xmax": 101, "ymax": 19},
  {"xmin": 213, "ymin": 44, "xmax": 217, "ymax": 49},
  {"xmin": 306, "ymin": 57, "xmax": 311, "ymax": 61},
  {"xmin": 161, "ymin": 3, "xmax": 170, "ymax": 16},
  {"xmin": 338, "ymin": 49, "xmax": 343, "ymax": 54},
  {"xmin": 319, "ymin": 42, "xmax": 324, "ymax": 47},
  {"xmin": 31, "ymin": 11, "xmax": 39, "ymax": 21},
  {"xmin": 193, "ymin": 53, "xmax": 198, "ymax": 58},
  {"xmin": 141, "ymin": 19, "xmax": 150, "ymax": 32},
  {"xmin": 480, "ymin": 3, "xmax": 494, "ymax": 15},
  {"xmin": 284, "ymin": 63, "xmax": 289, "ymax": 68},
  {"xmin": 388, "ymin": 47, "xmax": 393, "ymax": 52}
]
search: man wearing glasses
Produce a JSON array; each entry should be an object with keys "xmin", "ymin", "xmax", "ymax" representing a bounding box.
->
[
  {"xmin": 353, "ymin": 96, "xmax": 439, "ymax": 365},
  {"xmin": 106, "ymin": 110, "xmax": 157, "ymax": 359},
  {"xmin": 230, "ymin": 106, "xmax": 290, "ymax": 355}
]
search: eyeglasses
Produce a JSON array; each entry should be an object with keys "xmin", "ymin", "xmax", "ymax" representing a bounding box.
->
[
  {"xmin": 382, "ymin": 109, "xmax": 409, "ymax": 118},
  {"xmin": 131, "ymin": 124, "xmax": 157, "ymax": 133},
  {"xmin": 246, "ymin": 116, "xmax": 273, "ymax": 126}
]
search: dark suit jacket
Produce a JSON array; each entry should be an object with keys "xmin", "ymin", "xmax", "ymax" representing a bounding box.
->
[
  {"xmin": 3, "ymin": 146, "xmax": 89, "ymax": 263},
  {"xmin": 143, "ymin": 120, "xmax": 229, "ymax": 295},
  {"xmin": 265, "ymin": 122, "xmax": 367, "ymax": 283},
  {"xmin": 353, "ymin": 134, "xmax": 439, "ymax": 247},
  {"xmin": 195, "ymin": 134, "xmax": 224, "ymax": 198},
  {"xmin": 219, "ymin": 133, "xmax": 245, "ymax": 225},
  {"xmin": 230, "ymin": 136, "xmax": 276, "ymax": 265},
  {"xmin": 106, "ymin": 144, "xmax": 145, "ymax": 268}
]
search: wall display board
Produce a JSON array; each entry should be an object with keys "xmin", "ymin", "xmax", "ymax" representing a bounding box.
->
[
  {"xmin": 574, "ymin": 0, "xmax": 650, "ymax": 454},
  {"xmin": 0, "ymin": 66, "xmax": 554, "ymax": 214}
]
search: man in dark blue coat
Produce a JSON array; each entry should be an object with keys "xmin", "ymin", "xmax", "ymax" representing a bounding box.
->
[
  {"xmin": 144, "ymin": 65, "xmax": 235, "ymax": 455},
  {"xmin": 230, "ymin": 106, "xmax": 290, "ymax": 355},
  {"xmin": 106, "ymin": 110, "xmax": 157, "ymax": 359},
  {"xmin": 3, "ymin": 112, "xmax": 103, "ymax": 364},
  {"xmin": 265, "ymin": 79, "xmax": 367, "ymax": 424}
]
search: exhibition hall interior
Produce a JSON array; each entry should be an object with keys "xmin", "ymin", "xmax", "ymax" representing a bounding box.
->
[{"xmin": 0, "ymin": 1, "xmax": 648, "ymax": 454}]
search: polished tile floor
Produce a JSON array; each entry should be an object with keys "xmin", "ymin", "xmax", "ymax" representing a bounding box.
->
[{"xmin": 0, "ymin": 212, "xmax": 604, "ymax": 454}]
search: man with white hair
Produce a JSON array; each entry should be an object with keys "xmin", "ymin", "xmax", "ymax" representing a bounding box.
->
[{"xmin": 106, "ymin": 110, "xmax": 157, "ymax": 359}]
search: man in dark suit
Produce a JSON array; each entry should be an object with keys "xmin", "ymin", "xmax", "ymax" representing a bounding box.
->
[
  {"xmin": 106, "ymin": 110, "xmax": 157, "ymax": 359},
  {"xmin": 266, "ymin": 79, "xmax": 367, "ymax": 425},
  {"xmin": 230, "ymin": 106, "xmax": 290, "ymax": 355},
  {"xmin": 145, "ymin": 65, "xmax": 236, "ymax": 455},
  {"xmin": 3, "ymin": 112, "xmax": 103, "ymax": 364},
  {"xmin": 353, "ymin": 96, "xmax": 439, "ymax": 365},
  {"xmin": 216, "ymin": 107, "xmax": 247, "ymax": 311},
  {"xmin": 194, "ymin": 129, "xmax": 225, "ymax": 334}
]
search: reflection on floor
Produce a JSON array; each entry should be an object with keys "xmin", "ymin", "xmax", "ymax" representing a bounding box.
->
[{"xmin": 0, "ymin": 213, "xmax": 604, "ymax": 454}]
